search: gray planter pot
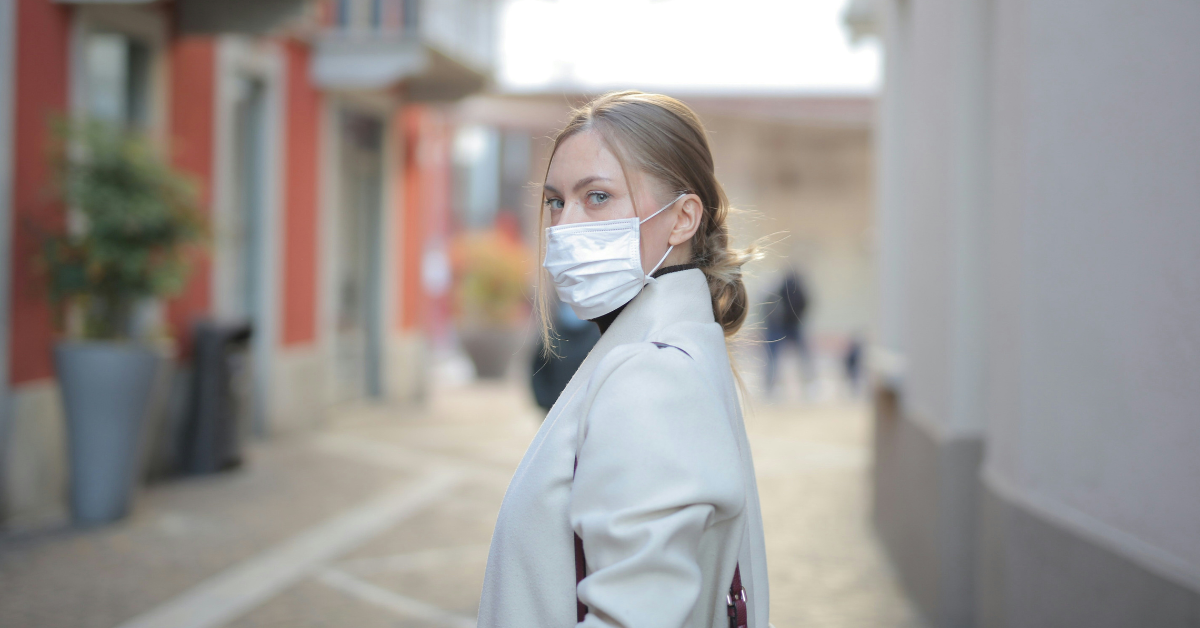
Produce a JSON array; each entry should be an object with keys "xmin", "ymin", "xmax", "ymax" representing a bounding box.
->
[
  {"xmin": 459, "ymin": 327, "xmax": 519, "ymax": 379},
  {"xmin": 55, "ymin": 341, "xmax": 162, "ymax": 525}
]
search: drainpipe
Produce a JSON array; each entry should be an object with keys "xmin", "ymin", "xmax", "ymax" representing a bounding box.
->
[{"xmin": 0, "ymin": 0, "xmax": 17, "ymax": 521}]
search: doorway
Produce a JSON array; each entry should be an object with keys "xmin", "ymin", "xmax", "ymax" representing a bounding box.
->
[
  {"xmin": 222, "ymin": 74, "xmax": 268, "ymax": 433},
  {"xmin": 228, "ymin": 76, "xmax": 267, "ymax": 321},
  {"xmin": 334, "ymin": 110, "xmax": 385, "ymax": 402}
]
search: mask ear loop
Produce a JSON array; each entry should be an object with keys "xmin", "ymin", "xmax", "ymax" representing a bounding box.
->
[
  {"xmin": 638, "ymin": 193, "xmax": 687, "ymax": 225},
  {"xmin": 645, "ymin": 244, "xmax": 675, "ymax": 282},
  {"xmin": 640, "ymin": 193, "xmax": 687, "ymax": 282}
]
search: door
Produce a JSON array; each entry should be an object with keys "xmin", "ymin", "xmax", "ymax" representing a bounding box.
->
[
  {"xmin": 226, "ymin": 75, "xmax": 268, "ymax": 433},
  {"xmin": 334, "ymin": 110, "xmax": 385, "ymax": 402}
]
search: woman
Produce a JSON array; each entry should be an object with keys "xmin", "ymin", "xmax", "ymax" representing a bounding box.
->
[{"xmin": 479, "ymin": 92, "xmax": 769, "ymax": 627}]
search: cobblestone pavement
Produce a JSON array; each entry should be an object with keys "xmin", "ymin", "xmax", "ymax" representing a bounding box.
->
[{"xmin": 0, "ymin": 377, "xmax": 925, "ymax": 628}]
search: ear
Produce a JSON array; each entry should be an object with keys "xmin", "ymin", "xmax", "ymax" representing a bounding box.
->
[{"xmin": 668, "ymin": 193, "xmax": 704, "ymax": 246}]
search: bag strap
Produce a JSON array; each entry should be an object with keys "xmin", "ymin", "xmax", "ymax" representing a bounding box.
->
[{"xmin": 573, "ymin": 456, "xmax": 747, "ymax": 627}]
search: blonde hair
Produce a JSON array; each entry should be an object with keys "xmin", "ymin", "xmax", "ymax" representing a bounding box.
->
[{"xmin": 538, "ymin": 91, "xmax": 757, "ymax": 349}]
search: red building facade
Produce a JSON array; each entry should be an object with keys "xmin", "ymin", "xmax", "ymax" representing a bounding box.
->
[{"xmin": 0, "ymin": 0, "xmax": 475, "ymax": 525}]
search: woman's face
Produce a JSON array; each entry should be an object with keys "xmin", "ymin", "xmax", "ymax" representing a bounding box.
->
[{"xmin": 544, "ymin": 130, "xmax": 679, "ymax": 272}]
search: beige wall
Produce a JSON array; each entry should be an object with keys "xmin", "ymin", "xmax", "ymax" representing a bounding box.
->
[{"xmin": 700, "ymin": 113, "xmax": 874, "ymax": 345}]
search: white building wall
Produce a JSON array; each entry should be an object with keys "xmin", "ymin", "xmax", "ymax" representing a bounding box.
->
[
  {"xmin": 983, "ymin": 0, "xmax": 1200, "ymax": 588},
  {"xmin": 881, "ymin": 0, "xmax": 993, "ymax": 438},
  {"xmin": 874, "ymin": 0, "xmax": 1200, "ymax": 615},
  {"xmin": 420, "ymin": 0, "xmax": 496, "ymax": 70},
  {"xmin": 895, "ymin": 0, "xmax": 953, "ymax": 436},
  {"xmin": 873, "ymin": 0, "xmax": 909, "ymax": 372}
]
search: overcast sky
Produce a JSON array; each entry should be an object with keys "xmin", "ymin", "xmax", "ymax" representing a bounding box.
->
[{"xmin": 497, "ymin": 0, "xmax": 880, "ymax": 94}]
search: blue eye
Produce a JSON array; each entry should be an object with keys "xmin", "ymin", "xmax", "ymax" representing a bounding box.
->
[
  {"xmin": 587, "ymin": 191, "xmax": 610, "ymax": 205},
  {"xmin": 545, "ymin": 198, "xmax": 564, "ymax": 210}
]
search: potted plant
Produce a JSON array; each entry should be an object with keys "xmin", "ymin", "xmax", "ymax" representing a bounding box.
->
[
  {"xmin": 40, "ymin": 120, "xmax": 206, "ymax": 524},
  {"xmin": 450, "ymin": 229, "xmax": 530, "ymax": 379}
]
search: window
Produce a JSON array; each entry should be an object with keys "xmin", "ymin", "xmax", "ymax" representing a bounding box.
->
[
  {"xmin": 336, "ymin": 0, "xmax": 351, "ymax": 28},
  {"xmin": 84, "ymin": 32, "xmax": 151, "ymax": 129},
  {"xmin": 402, "ymin": 0, "xmax": 419, "ymax": 33},
  {"xmin": 370, "ymin": 0, "xmax": 382, "ymax": 29}
]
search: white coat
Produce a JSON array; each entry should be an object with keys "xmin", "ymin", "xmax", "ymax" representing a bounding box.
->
[{"xmin": 478, "ymin": 268, "xmax": 770, "ymax": 627}]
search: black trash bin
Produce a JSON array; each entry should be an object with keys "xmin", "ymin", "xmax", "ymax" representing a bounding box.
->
[{"xmin": 180, "ymin": 319, "xmax": 253, "ymax": 474}]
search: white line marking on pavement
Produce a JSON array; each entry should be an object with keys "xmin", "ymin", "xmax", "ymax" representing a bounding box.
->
[
  {"xmin": 113, "ymin": 469, "xmax": 461, "ymax": 628},
  {"xmin": 313, "ymin": 432, "xmax": 513, "ymax": 480},
  {"xmin": 317, "ymin": 568, "xmax": 477, "ymax": 628},
  {"xmin": 334, "ymin": 543, "xmax": 491, "ymax": 576},
  {"xmin": 311, "ymin": 433, "xmax": 421, "ymax": 472}
]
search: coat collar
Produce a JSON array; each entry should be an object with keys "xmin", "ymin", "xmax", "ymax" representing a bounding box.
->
[
  {"xmin": 599, "ymin": 268, "xmax": 715, "ymax": 346},
  {"xmin": 550, "ymin": 269, "xmax": 715, "ymax": 415},
  {"xmin": 538, "ymin": 268, "xmax": 719, "ymax": 457}
]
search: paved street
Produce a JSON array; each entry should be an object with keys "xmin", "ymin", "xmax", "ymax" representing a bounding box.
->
[{"xmin": 0, "ymin": 374, "xmax": 924, "ymax": 628}]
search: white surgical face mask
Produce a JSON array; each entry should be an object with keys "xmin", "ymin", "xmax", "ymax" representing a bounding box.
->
[{"xmin": 543, "ymin": 193, "xmax": 685, "ymax": 320}]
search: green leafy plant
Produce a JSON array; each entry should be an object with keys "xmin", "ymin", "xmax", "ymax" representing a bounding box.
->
[
  {"xmin": 450, "ymin": 230, "xmax": 531, "ymax": 327},
  {"xmin": 41, "ymin": 119, "xmax": 207, "ymax": 340}
]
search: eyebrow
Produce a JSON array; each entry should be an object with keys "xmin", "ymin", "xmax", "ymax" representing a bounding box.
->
[{"xmin": 543, "ymin": 175, "xmax": 612, "ymax": 197}]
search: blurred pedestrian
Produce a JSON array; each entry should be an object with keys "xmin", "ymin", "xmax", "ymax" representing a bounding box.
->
[
  {"xmin": 480, "ymin": 92, "xmax": 768, "ymax": 626},
  {"xmin": 530, "ymin": 300, "xmax": 600, "ymax": 414},
  {"xmin": 844, "ymin": 332, "xmax": 864, "ymax": 397},
  {"xmin": 763, "ymin": 268, "xmax": 812, "ymax": 397}
]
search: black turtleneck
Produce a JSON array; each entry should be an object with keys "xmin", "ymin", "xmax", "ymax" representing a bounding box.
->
[{"xmin": 589, "ymin": 264, "xmax": 699, "ymax": 334}]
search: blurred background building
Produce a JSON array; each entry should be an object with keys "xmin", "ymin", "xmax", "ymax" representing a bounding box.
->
[
  {"xmin": 0, "ymin": 0, "xmax": 882, "ymax": 530},
  {"xmin": 454, "ymin": 91, "xmax": 877, "ymax": 365},
  {"xmin": 0, "ymin": 0, "xmax": 500, "ymax": 527}
]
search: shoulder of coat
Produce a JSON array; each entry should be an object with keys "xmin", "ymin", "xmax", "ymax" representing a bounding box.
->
[
  {"xmin": 587, "ymin": 339, "xmax": 708, "ymax": 394},
  {"xmin": 648, "ymin": 320, "xmax": 725, "ymax": 362},
  {"xmin": 587, "ymin": 320, "xmax": 724, "ymax": 387}
]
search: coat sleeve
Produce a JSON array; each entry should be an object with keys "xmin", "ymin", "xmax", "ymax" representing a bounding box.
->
[{"xmin": 571, "ymin": 343, "xmax": 744, "ymax": 628}]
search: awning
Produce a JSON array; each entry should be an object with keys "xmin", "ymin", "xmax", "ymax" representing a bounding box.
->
[
  {"xmin": 312, "ymin": 32, "xmax": 488, "ymax": 102},
  {"xmin": 176, "ymin": 0, "xmax": 311, "ymax": 35},
  {"xmin": 55, "ymin": 0, "xmax": 313, "ymax": 35}
]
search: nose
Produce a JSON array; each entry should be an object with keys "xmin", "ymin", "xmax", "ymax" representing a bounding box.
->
[{"xmin": 558, "ymin": 201, "xmax": 587, "ymax": 225}]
